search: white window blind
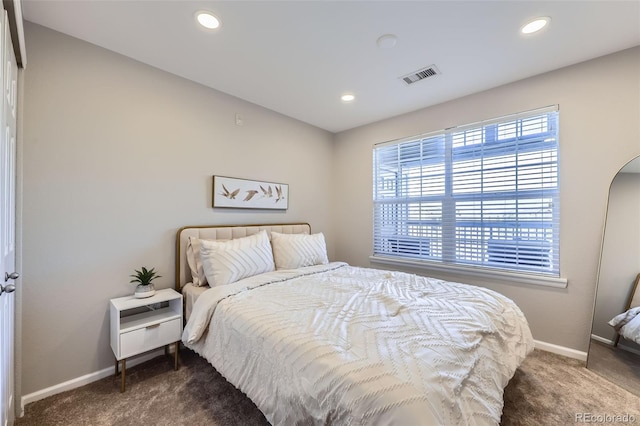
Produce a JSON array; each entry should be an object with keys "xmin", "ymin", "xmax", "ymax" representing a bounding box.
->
[{"xmin": 373, "ymin": 106, "xmax": 560, "ymax": 277}]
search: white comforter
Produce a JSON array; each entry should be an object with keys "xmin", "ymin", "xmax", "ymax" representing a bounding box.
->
[
  {"xmin": 610, "ymin": 307, "xmax": 640, "ymax": 344},
  {"xmin": 183, "ymin": 262, "xmax": 534, "ymax": 426}
]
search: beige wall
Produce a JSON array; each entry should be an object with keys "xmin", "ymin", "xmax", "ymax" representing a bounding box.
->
[
  {"xmin": 21, "ymin": 23, "xmax": 334, "ymax": 394},
  {"xmin": 333, "ymin": 46, "xmax": 640, "ymax": 353},
  {"xmin": 592, "ymin": 171, "xmax": 640, "ymax": 341},
  {"xmin": 21, "ymin": 22, "xmax": 640, "ymax": 396}
]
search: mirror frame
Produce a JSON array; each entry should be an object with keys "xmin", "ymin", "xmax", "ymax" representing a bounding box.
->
[{"xmin": 587, "ymin": 153, "xmax": 640, "ymax": 393}]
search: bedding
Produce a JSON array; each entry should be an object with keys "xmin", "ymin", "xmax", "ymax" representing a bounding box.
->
[
  {"xmin": 186, "ymin": 236, "xmax": 208, "ymax": 287},
  {"xmin": 610, "ymin": 307, "xmax": 640, "ymax": 345},
  {"xmin": 183, "ymin": 262, "xmax": 534, "ymax": 425},
  {"xmin": 270, "ymin": 231, "xmax": 329, "ymax": 269},
  {"xmin": 200, "ymin": 230, "xmax": 275, "ymax": 287},
  {"xmin": 176, "ymin": 224, "xmax": 311, "ymax": 291},
  {"xmin": 182, "ymin": 282, "xmax": 209, "ymax": 321}
]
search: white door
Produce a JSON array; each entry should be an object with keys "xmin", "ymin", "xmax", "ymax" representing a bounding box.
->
[{"xmin": 0, "ymin": 10, "xmax": 17, "ymax": 426}]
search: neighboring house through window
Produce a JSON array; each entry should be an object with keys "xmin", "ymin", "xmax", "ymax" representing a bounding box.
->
[{"xmin": 372, "ymin": 106, "xmax": 560, "ymax": 278}]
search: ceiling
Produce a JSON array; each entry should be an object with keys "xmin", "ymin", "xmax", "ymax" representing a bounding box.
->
[{"xmin": 22, "ymin": 1, "xmax": 640, "ymax": 133}]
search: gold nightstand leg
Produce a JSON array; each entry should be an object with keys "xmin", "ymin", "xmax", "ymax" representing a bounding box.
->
[
  {"xmin": 114, "ymin": 358, "xmax": 118, "ymax": 377},
  {"xmin": 174, "ymin": 342, "xmax": 179, "ymax": 371},
  {"xmin": 120, "ymin": 358, "xmax": 126, "ymax": 393}
]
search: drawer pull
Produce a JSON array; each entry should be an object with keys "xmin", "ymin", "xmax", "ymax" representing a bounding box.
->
[{"xmin": 146, "ymin": 324, "xmax": 160, "ymax": 329}]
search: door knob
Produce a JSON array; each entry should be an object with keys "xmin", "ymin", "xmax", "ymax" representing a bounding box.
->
[
  {"xmin": 0, "ymin": 284, "xmax": 15, "ymax": 296},
  {"xmin": 5, "ymin": 272, "xmax": 18, "ymax": 282}
]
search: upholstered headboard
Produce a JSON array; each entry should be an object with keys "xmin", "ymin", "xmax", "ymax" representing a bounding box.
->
[
  {"xmin": 175, "ymin": 223, "xmax": 311, "ymax": 291},
  {"xmin": 628, "ymin": 273, "xmax": 640, "ymax": 309}
]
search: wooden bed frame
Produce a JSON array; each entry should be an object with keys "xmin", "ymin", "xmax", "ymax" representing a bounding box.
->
[
  {"xmin": 174, "ymin": 223, "xmax": 311, "ymax": 292},
  {"xmin": 614, "ymin": 272, "xmax": 640, "ymax": 346}
]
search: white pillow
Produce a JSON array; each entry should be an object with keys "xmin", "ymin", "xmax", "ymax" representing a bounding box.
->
[
  {"xmin": 200, "ymin": 230, "xmax": 275, "ymax": 287},
  {"xmin": 271, "ymin": 232, "xmax": 329, "ymax": 270},
  {"xmin": 186, "ymin": 236, "xmax": 208, "ymax": 287}
]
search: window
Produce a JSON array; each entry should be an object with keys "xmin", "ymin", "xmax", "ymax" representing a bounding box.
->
[{"xmin": 373, "ymin": 106, "xmax": 559, "ymax": 277}]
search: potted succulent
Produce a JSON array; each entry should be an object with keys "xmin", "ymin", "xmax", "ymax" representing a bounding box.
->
[{"xmin": 130, "ymin": 267, "xmax": 161, "ymax": 298}]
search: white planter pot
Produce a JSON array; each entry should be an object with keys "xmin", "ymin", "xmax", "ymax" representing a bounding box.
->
[{"xmin": 134, "ymin": 283, "xmax": 156, "ymax": 298}]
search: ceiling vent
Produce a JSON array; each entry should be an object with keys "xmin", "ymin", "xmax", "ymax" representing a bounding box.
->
[{"xmin": 400, "ymin": 65, "xmax": 440, "ymax": 85}]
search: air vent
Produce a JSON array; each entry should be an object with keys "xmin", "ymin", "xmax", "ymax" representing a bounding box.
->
[{"xmin": 401, "ymin": 65, "xmax": 440, "ymax": 85}]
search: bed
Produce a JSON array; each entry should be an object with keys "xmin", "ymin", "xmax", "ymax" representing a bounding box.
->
[
  {"xmin": 177, "ymin": 223, "xmax": 534, "ymax": 425},
  {"xmin": 609, "ymin": 273, "xmax": 640, "ymax": 346}
]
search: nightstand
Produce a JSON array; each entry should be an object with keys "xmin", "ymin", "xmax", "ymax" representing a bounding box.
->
[{"xmin": 110, "ymin": 288, "xmax": 183, "ymax": 392}]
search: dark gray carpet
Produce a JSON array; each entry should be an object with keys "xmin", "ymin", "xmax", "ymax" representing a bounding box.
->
[{"xmin": 15, "ymin": 349, "xmax": 640, "ymax": 425}]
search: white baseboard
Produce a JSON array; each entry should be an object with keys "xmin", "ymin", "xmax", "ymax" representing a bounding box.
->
[
  {"xmin": 534, "ymin": 339, "xmax": 588, "ymax": 361},
  {"xmin": 20, "ymin": 347, "xmax": 172, "ymax": 413},
  {"xmin": 619, "ymin": 345, "xmax": 640, "ymax": 357},
  {"xmin": 590, "ymin": 334, "xmax": 614, "ymax": 345},
  {"xmin": 590, "ymin": 334, "xmax": 640, "ymax": 357}
]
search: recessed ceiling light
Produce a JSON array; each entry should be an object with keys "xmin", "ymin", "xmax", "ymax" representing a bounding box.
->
[
  {"xmin": 341, "ymin": 94, "xmax": 355, "ymax": 103},
  {"xmin": 521, "ymin": 17, "xmax": 550, "ymax": 34},
  {"xmin": 196, "ymin": 11, "xmax": 220, "ymax": 30},
  {"xmin": 376, "ymin": 34, "xmax": 397, "ymax": 49}
]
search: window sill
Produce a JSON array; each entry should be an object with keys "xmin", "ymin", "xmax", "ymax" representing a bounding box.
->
[{"xmin": 369, "ymin": 255, "xmax": 568, "ymax": 289}]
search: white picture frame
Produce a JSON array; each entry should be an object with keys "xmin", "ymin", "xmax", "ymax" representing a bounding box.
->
[{"xmin": 212, "ymin": 176, "xmax": 289, "ymax": 210}]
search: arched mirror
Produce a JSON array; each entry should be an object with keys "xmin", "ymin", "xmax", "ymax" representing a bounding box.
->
[{"xmin": 588, "ymin": 155, "xmax": 640, "ymax": 395}]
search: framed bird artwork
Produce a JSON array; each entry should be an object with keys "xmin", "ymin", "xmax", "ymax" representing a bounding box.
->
[{"xmin": 212, "ymin": 176, "xmax": 289, "ymax": 210}]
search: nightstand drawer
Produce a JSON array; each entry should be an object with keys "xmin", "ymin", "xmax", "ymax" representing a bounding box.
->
[{"xmin": 119, "ymin": 318, "xmax": 181, "ymax": 359}]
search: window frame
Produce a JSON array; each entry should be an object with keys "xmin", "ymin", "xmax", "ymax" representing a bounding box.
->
[{"xmin": 371, "ymin": 106, "xmax": 566, "ymax": 288}]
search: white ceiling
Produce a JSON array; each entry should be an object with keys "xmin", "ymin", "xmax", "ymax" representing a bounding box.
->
[{"xmin": 22, "ymin": 1, "xmax": 640, "ymax": 133}]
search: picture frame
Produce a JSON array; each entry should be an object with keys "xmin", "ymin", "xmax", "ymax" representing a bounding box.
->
[{"xmin": 212, "ymin": 176, "xmax": 289, "ymax": 210}]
